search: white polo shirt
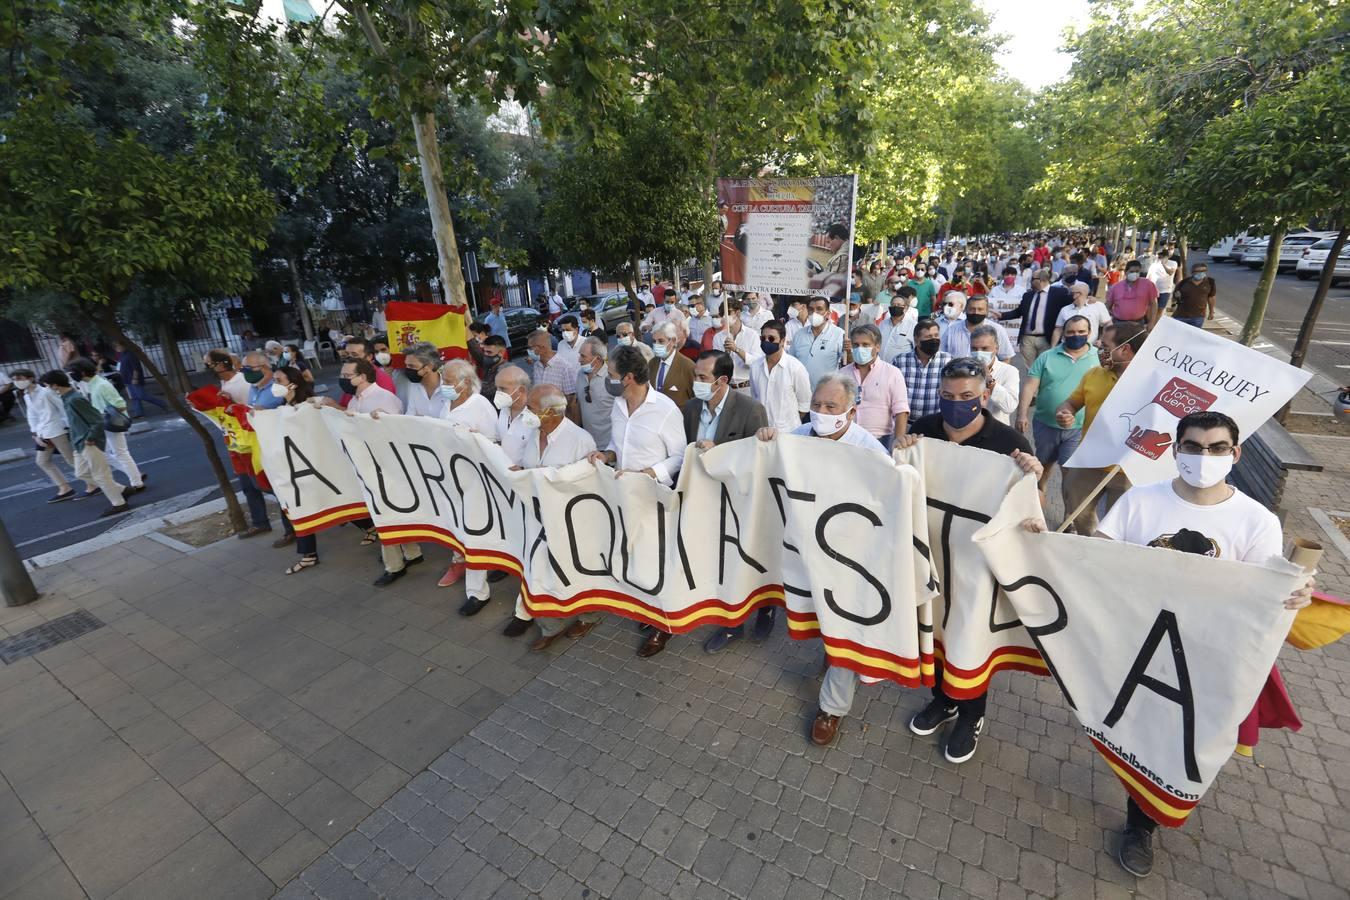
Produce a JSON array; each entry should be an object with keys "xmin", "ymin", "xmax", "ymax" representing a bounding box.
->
[
  {"xmin": 520, "ymin": 417, "xmax": 597, "ymax": 469},
  {"xmin": 442, "ymin": 392, "xmax": 500, "ymax": 439},
  {"xmin": 607, "ymin": 385, "xmax": 685, "ymax": 485},
  {"xmin": 750, "ymin": 352, "xmax": 811, "ymax": 433}
]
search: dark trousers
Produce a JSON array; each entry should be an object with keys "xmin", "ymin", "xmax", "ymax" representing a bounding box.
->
[
  {"xmin": 1126, "ymin": 797, "xmax": 1157, "ymax": 833},
  {"xmin": 238, "ymin": 472, "xmax": 269, "ymax": 528},
  {"xmin": 932, "ymin": 666, "xmax": 988, "ymax": 719},
  {"xmin": 279, "ymin": 510, "xmax": 317, "ymax": 557}
]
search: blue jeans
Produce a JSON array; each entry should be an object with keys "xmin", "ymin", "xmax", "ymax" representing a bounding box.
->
[
  {"xmin": 126, "ymin": 383, "xmax": 166, "ymax": 417},
  {"xmin": 1156, "ymin": 292, "xmax": 1171, "ymax": 308},
  {"xmin": 237, "ymin": 471, "xmax": 270, "ymax": 529},
  {"xmin": 1175, "ymin": 316, "xmax": 1205, "ymax": 328}
]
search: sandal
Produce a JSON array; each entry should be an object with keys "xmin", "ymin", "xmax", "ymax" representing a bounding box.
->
[
  {"xmin": 359, "ymin": 530, "xmax": 378, "ymax": 546},
  {"xmin": 285, "ymin": 556, "xmax": 320, "ymax": 575}
]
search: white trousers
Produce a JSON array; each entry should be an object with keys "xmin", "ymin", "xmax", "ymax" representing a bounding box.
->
[
  {"xmin": 75, "ymin": 445, "xmax": 126, "ymax": 506},
  {"xmin": 104, "ymin": 431, "xmax": 143, "ymax": 487}
]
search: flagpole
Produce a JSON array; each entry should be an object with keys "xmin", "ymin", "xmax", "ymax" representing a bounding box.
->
[{"xmin": 1055, "ymin": 465, "xmax": 1121, "ymax": 534}]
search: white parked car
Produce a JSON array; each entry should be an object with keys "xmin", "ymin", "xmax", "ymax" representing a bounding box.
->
[
  {"xmin": 1226, "ymin": 233, "xmax": 1264, "ymax": 263},
  {"xmin": 1239, "ymin": 231, "xmax": 1333, "ymax": 268},
  {"xmin": 1239, "ymin": 239, "xmax": 1269, "ymax": 267},
  {"xmin": 1295, "ymin": 238, "xmax": 1350, "ymax": 283},
  {"xmin": 1208, "ymin": 232, "xmax": 1250, "ymax": 259}
]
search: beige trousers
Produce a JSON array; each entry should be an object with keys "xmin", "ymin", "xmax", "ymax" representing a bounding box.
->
[{"xmin": 75, "ymin": 444, "xmax": 126, "ymax": 506}]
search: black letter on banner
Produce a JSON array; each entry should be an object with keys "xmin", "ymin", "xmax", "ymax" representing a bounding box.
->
[
  {"xmin": 409, "ymin": 444, "xmax": 456, "ymax": 521},
  {"xmin": 815, "ymin": 504, "xmax": 890, "ymax": 625},
  {"xmin": 926, "ymin": 498, "xmax": 991, "ymax": 629},
  {"xmin": 340, "ymin": 442, "xmax": 381, "ymax": 515},
  {"xmin": 673, "ymin": 491, "xmax": 696, "ymax": 592},
  {"xmin": 767, "ymin": 477, "xmax": 813, "ymax": 597},
  {"xmin": 719, "ymin": 484, "xmax": 766, "ymax": 584},
  {"xmin": 1103, "ymin": 610, "xmax": 1200, "ymax": 782},
  {"xmin": 564, "ymin": 494, "xmax": 614, "ymax": 576},
  {"xmin": 997, "ymin": 575, "xmax": 1075, "ymax": 709},
  {"xmin": 368, "ymin": 443, "xmax": 421, "ymax": 513},
  {"xmin": 529, "ymin": 497, "xmax": 570, "ymax": 586},
  {"xmin": 449, "ymin": 454, "xmax": 493, "ymax": 536},
  {"xmin": 283, "ymin": 435, "xmax": 340, "ymax": 508},
  {"xmin": 618, "ymin": 504, "xmax": 665, "ymax": 594},
  {"xmin": 479, "ymin": 463, "xmax": 519, "ymax": 540}
]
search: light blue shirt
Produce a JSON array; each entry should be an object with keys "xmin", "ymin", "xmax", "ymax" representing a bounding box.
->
[
  {"xmin": 940, "ymin": 319, "xmax": 1016, "ymax": 360},
  {"xmin": 697, "ymin": 390, "xmax": 729, "ymax": 443},
  {"xmin": 484, "ymin": 311, "xmax": 509, "ymax": 344},
  {"xmin": 249, "ymin": 382, "xmax": 285, "ymax": 409},
  {"xmin": 789, "ymin": 322, "xmax": 844, "ymax": 391}
]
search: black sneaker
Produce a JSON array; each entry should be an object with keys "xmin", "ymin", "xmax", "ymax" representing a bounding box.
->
[
  {"xmin": 48, "ymin": 490, "xmax": 75, "ymax": 503},
  {"xmin": 502, "ymin": 617, "xmax": 531, "ymax": 637},
  {"xmin": 1117, "ymin": 826, "xmax": 1154, "ymax": 877},
  {"xmin": 750, "ymin": 607, "xmax": 777, "ymax": 643},
  {"xmin": 909, "ymin": 698, "xmax": 959, "ymax": 736},
  {"xmin": 459, "ymin": 596, "xmax": 491, "ymax": 617},
  {"xmin": 98, "ymin": 504, "xmax": 131, "ymax": 518},
  {"xmin": 943, "ymin": 715, "xmax": 984, "ymax": 764},
  {"xmin": 702, "ymin": 628, "xmax": 740, "ymax": 655},
  {"xmin": 373, "ymin": 568, "xmax": 406, "ymax": 587}
]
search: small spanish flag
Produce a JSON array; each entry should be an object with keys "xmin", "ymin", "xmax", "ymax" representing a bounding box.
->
[
  {"xmin": 186, "ymin": 385, "xmax": 270, "ymax": 489},
  {"xmin": 385, "ymin": 301, "xmax": 470, "ymax": 368}
]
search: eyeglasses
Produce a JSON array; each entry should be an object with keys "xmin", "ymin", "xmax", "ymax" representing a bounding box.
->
[
  {"xmin": 942, "ymin": 358, "xmax": 986, "ymax": 379},
  {"xmin": 1177, "ymin": 440, "xmax": 1233, "ymax": 456}
]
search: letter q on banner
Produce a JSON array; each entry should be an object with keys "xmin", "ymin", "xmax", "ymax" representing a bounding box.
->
[{"xmin": 1064, "ymin": 318, "xmax": 1311, "ymax": 485}]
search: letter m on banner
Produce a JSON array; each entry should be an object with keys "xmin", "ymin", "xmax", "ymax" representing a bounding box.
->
[{"xmin": 385, "ymin": 301, "xmax": 470, "ymax": 368}]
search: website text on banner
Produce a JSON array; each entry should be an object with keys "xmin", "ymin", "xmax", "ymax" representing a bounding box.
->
[
  {"xmin": 1065, "ymin": 317, "xmax": 1311, "ymax": 485},
  {"xmin": 249, "ymin": 405, "xmax": 937, "ymax": 685}
]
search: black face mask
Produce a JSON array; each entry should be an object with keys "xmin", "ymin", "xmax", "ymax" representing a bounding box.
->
[
  {"xmin": 890, "ymin": 306, "xmax": 905, "ymax": 318},
  {"xmin": 965, "ymin": 313, "xmax": 987, "ymax": 326},
  {"xmin": 339, "ymin": 377, "xmax": 356, "ymax": 395},
  {"xmin": 1063, "ymin": 275, "xmax": 1077, "ymax": 285},
  {"xmin": 406, "ymin": 366, "xmax": 422, "ymax": 377},
  {"xmin": 919, "ymin": 338, "xmax": 941, "ymax": 355}
]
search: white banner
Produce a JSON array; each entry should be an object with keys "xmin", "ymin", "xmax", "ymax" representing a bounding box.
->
[
  {"xmin": 1065, "ymin": 317, "xmax": 1311, "ymax": 484},
  {"xmin": 898, "ymin": 440, "xmax": 1046, "ymax": 698},
  {"xmin": 975, "ymin": 478, "xmax": 1304, "ymax": 826},
  {"xmin": 250, "ymin": 407, "xmax": 938, "ymax": 686}
]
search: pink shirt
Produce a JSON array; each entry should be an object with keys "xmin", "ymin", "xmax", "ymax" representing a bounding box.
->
[
  {"xmin": 842, "ymin": 358, "xmax": 910, "ymax": 438},
  {"xmin": 1107, "ymin": 278, "xmax": 1159, "ymax": 321},
  {"xmin": 340, "ymin": 364, "xmax": 397, "ymax": 408}
]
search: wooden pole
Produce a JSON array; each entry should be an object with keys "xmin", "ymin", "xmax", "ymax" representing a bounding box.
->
[{"xmin": 1056, "ymin": 465, "xmax": 1121, "ymax": 533}]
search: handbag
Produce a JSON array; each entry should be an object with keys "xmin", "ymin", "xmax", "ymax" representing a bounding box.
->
[{"xmin": 103, "ymin": 406, "xmax": 132, "ymax": 433}]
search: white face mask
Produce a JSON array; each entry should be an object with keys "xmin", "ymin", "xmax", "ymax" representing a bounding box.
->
[
  {"xmin": 711, "ymin": 317, "xmax": 723, "ymax": 328},
  {"xmin": 810, "ymin": 410, "xmax": 849, "ymax": 437},
  {"xmin": 12, "ymin": 379, "xmax": 31, "ymax": 390},
  {"xmin": 653, "ymin": 342, "xmax": 669, "ymax": 359},
  {"xmin": 692, "ymin": 381, "xmax": 715, "ymax": 401},
  {"xmin": 270, "ymin": 383, "xmax": 289, "ymax": 399},
  {"xmin": 375, "ymin": 351, "xmax": 391, "ymax": 366},
  {"xmin": 1125, "ymin": 272, "xmax": 1140, "ymax": 283},
  {"xmin": 518, "ymin": 409, "xmax": 541, "ymax": 430},
  {"xmin": 618, "ymin": 335, "xmax": 634, "ymax": 346},
  {"xmin": 943, "ymin": 304, "xmax": 961, "ymax": 319},
  {"xmin": 562, "ymin": 331, "xmax": 577, "ymax": 344},
  {"xmin": 808, "ymin": 312, "xmax": 826, "ymax": 328},
  {"xmin": 1175, "ymin": 452, "xmax": 1234, "ymax": 489},
  {"xmin": 493, "ymin": 389, "xmax": 514, "ymax": 410}
]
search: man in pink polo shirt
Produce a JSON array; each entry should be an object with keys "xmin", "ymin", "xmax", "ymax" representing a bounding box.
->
[
  {"xmin": 1106, "ymin": 259, "xmax": 1159, "ymax": 329},
  {"xmin": 841, "ymin": 322, "xmax": 910, "ymax": 451}
]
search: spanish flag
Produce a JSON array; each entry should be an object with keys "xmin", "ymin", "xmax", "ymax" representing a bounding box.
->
[
  {"xmin": 186, "ymin": 385, "xmax": 270, "ymax": 489},
  {"xmin": 385, "ymin": 301, "xmax": 470, "ymax": 368}
]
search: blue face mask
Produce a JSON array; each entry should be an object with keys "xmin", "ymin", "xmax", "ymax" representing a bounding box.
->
[
  {"xmin": 852, "ymin": 346, "xmax": 873, "ymax": 366},
  {"xmin": 653, "ymin": 343, "xmax": 669, "ymax": 359},
  {"xmin": 939, "ymin": 396, "xmax": 981, "ymax": 429},
  {"xmin": 1063, "ymin": 334, "xmax": 1089, "ymax": 350},
  {"xmin": 437, "ymin": 384, "xmax": 459, "ymax": 402},
  {"xmin": 527, "ymin": 349, "xmax": 540, "ymax": 363}
]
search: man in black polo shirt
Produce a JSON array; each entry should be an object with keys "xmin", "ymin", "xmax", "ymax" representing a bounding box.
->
[{"xmin": 897, "ymin": 357, "xmax": 1042, "ymax": 764}]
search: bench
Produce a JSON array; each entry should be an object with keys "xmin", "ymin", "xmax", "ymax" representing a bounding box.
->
[{"xmin": 1230, "ymin": 419, "xmax": 1322, "ymax": 520}]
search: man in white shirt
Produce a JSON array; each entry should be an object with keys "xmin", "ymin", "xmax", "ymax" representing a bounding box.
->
[
  {"xmin": 587, "ymin": 345, "xmax": 687, "ymax": 659},
  {"xmin": 547, "ymin": 288, "xmax": 567, "ymax": 321},
  {"xmin": 636, "ymin": 284, "xmax": 654, "ymax": 307},
  {"xmin": 569, "ymin": 337, "xmax": 615, "ymax": 449},
  {"xmin": 969, "ymin": 325, "xmax": 1019, "ymax": 425},
  {"xmin": 641, "ymin": 296, "xmax": 687, "ymax": 334},
  {"xmin": 789, "ymin": 296, "xmax": 845, "ymax": 389},
  {"xmin": 203, "ymin": 349, "xmax": 251, "ymax": 404},
  {"xmin": 704, "ymin": 280, "xmax": 728, "ymax": 316},
  {"xmin": 940, "ymin": 295, "xmax": 1016, "ymax": 360},
  {"xmin": 987, "ymin": 266, "xmax": 1024, "ymax": 321},
  {"xmin": 686, "ymin": 296, "xmax": 714, "ymax": 346},
  {"xmin": 879, "ymin": 287, "xmax": 919, "ymax": 361},
  {"xmin": 784, "ymin": 298, "xmax": 811, "ymax": 345},
  {"xmin": 555, "ymin": 319, "xmax": 582, "ymax": 364},
  {"xmin": 739, "ymin": 292, "xmax": 772, "ymax": 334},
  {"xmin": 401, "ymin": 342, "xmax": 449, "ymax": 419},
  {"xmin": 11, "ymin": 368, "xmax": 87, "ymax": 501},
  {"xmin": 709, "ymin": 298, "xmax": 761, "ymax": 389},
  {"xmin": 750, "ymin": 321, "xmax": 811, "ymax": 433},
  {"xmin": 613, "ymin": 321, "xmax": 654, "ymax": 362},
  {"xmin": 502, "ymin": 384, "xmax": 601, "ymax": 648},
  {"xmin": 1052, "ymin": 282, "xmax": 1113, "ymax": 344},
  {"xmin": 1147, "ymin": 252, "xmax": 1178, "ymax": 310},
  {"xmin": 494, "ymin": 365, "xmax": 533, "ymax": 465}
]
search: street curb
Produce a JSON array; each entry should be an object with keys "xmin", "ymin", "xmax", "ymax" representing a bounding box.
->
[
  {"xmin": 1309, "ymin": 508, "xmax": 1350, "ymax": 565},
  {"xmin": 0, "ymin": 448, "xmax": 27, "ymax": 465},
  {"xmin": 24, "ymin": 491, "xmax": 243, "ymax": 571}
]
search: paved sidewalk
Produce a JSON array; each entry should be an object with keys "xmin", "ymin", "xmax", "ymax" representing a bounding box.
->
[{"xmin": 2, "ymin": 439, "xmax": 1348, "ymax": 900}]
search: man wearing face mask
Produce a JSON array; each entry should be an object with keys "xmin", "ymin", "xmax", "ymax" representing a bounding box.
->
[
  {"xmin": 784, "ymin": 298, "xmax": 811, "ymax": 345},
  {"xmin": 568, "ymin": 337, "xmax": 615, "ymax": 449},
  {"xmin": 705, "ymin": 279, "xmax": 727, "ymax": 316},
  {"xmin": 840, "ymin": 324, "xmax": 910, "ymax": 451},
  {"xmin": 789, "ymin": 296, "xmax": 845, "ymax": 390},
  {"xmin": 1017, "ymin": 316, "xmax": 1099, "ymax": 494},
  {"xmin": 988, "ymin": 266, "xmax": 1023, "ymax": 322},
  {"xmin": 750, "ymin": 320, "xmax": 811, "ymax": 433},
  {"xmin": 1051, "ymin": 281, "xmax": 1112, "ymax": 345},
  {"xmin": 613, "ymin": 321, "xmax": 654, "ymax": 362},
  {"xmin": 904, "ymin": 264, "xmax": 938, "ymax": 318},
  {"xmin": 10, "ymin": 368, "xmax": 88, "ymax": 502},
  {"xmin": 935, "ymin": 291, "xmax": 967, "ymax": 339},
  {"xmin": 506, "ymin": 384, "xmax": 602, "ymax": 647},
  {"xmin": 556, "ymin": 319, "xmax": 582, "ymax": 364},
  {"xmin": 686, "ymin": 297, "xmax": 713, "ymax": 346},
  {"xmin": 527, "ymin": 329, "xmax": 578, "ymax": 403},
  {"xmin": 879, "ymin": 287, "xmax": 919, "ymax": 361},
  {"xmin": 739, "ymin": 292, "xmax": 772, "ymax": 335},
  {"xmin": 969, "ymin": 325, "xmax": 1020, "ymax": 425},
  {"xmin": 1053, "ymin": 323, "xmax": 1145, "ymax": 533},
  {"xmin": 683, "ymin": 350, "xmax": 768, "ymax": 452},
  {"xmin": 648, "ymin": 321, "xmax": 696, "ymax": 407},
  {"xmin": 640, "ymin": 292, "xmax": 687, "ymax": 334},
  {"xmin": 897, "ymin": 319, "xmax": 952, "ymax": 421},
  {"xmin": 336, "ymin": 338, "xmax": 397, "ymax": 407},
  {"xmin": 1081, "ymin": 411, "xmax": 1314, "ymax": 878},
  {"xmin": 483, "ymin": 298, "xmax": 509, "ymax": 345},
  {"xmin": 894, "ymin": 359, "xmax": 1041, "ymax": 760},
  {"xmin": 435, "ymin": 359, "xmax": 500, "ymax": 605},
  {"xmin": 940, "ymin": 295, "xmax": 1016, "ymax": 360},
  {"xmin": 493, "ymin": 365, "xmax": 534, "ymax": 465},
  {"xmin": 1107, "ymin": 259, "xmax": 1160, "ymax": 329},
  {"xmin": 240, "ymin": 351, "xmax": 285, "ymax": 411},
  {"xmin": 1170, "ymin": 262, "xmax": 1217, "ymax": 328}
]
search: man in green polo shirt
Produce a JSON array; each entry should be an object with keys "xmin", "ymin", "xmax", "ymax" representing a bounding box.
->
[
  {"xmin": 1016, "ymin": 315, "xmax": 1098, "ymax": 494},
  {"xmin": 907, "ymin": 267, "xmax": 938, "ymax": 318}
]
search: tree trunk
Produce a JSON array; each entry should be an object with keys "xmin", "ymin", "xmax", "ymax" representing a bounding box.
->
[
  {"xmin": 156, "ymin": 321, "xmax": 192, "ymax": 395},
  {"xmin": 285, "ymin": 254, "xmax": 315, "ymax": 342},
  {"xmin": 395, "ymin": 265, "xmax": 411, "ymax": 301},
  {"xmin": 1147, "ymin": 229, "xmax": 1158, "ymax": 257},
  {"xmin": 1290, "ymin": 225, "xmax": 1348, "ymax": 369},
  {"xmin": 1176, "ymin": 234, "xmax": 1188, "ymax": 280},
  {"xmin": 1239, "ymin": 222, "xmax": 1287, "ymax": 346},
  {"xmin": 97, "ymin": 309, "xmax": 248, "ymax": 533}
]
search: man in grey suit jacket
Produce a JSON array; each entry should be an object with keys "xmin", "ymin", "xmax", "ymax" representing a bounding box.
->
[{"xmin": 681, "ymin": 350, "xmax": 775, "ymax": 656}]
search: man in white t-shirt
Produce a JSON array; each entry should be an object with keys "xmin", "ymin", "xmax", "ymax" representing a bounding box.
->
[
  {"xmin": 1029, "ymin": 410, "xmax": 1313, "ymax": 881},
  {"xmin": 1147, "ymin": 252, "xmax": 1178, "ymax": 310},
  {"xmin": 1052, "ymin": 282, "xmax": 1112, "ymax": 344}
]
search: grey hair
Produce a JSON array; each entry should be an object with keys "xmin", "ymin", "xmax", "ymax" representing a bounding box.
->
[
  {"xmin": 849, "ymin": 323, "xmax": 882, "ymax": 345},
  {"xmin": 407, "ymin": 341, "xmax": 441, "ymax": 367},
  {"xmin": 653, "ymin": 321, "xmax": 679, "ymax": 341},
  {"xmin": 813, "ymin": 372, "xmax": 857, "ymax": 409},
  {"xmin": 496, "ymin": 364, "xmax": 531, "ymax": 390},
  {"xmin": 534, "ymin": 384, "xmax": 567, "ymax": 415},
  {"xmin": 1069, "ymin": 281, "xmax": 1090, "ymax": 295},
  {"xmin": 242, "ymin": 349, "xmax": 270, "ymax": 366},
  {"xmin": 439, "ymin": 358, "xmax": 480, "ymax": 394},
  {"xmin": 581, "ymin": 336, "xmax": 607, "ymax": 359},
  {"xmin": 969, "ymin": 323, "xmax": 1000, "ymax": 345}
]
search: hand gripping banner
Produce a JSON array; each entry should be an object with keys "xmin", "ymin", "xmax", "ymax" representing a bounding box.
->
[
  {"xmin": 249, "ymin": 407, "xmax": 939, "ymax": 687},
  {"xmin": 974, "ymin": 478, "xmax": 1306, "ymax": 827}
]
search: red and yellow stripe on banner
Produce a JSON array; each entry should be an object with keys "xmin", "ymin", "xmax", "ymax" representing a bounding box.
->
[
  {"xmin": 384, "ymin": 300, "xmax": 470, "ymax": 368},
  {"xmin": 1089, "ymin": 735, "xmax": 1197, "ymax": 827},
  {"xmin": 286, "ymin": 502, "xmax": 370, "ymax": 536},
  {"xmin": 932, "ymin": 640, "xmax": 1049, "ymax": 700}
]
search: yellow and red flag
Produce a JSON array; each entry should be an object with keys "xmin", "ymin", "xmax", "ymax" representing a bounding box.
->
[
  {"xmin": 187, "ymin": 384, "xmax": 270, "ymax": 489},
  {"xmin": 385, "ymin": 301, "xmax": 470, "ymax": 368}
]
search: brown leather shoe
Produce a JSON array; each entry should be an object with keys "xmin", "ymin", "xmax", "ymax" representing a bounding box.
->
[
  {"xmin": 637, "ymin": 631, "xmax": 671, "ymax": 658},
  {"xmin": 531, "ymin": 632, "xmax": 563, "ymax": 653},
  {"xmin": 565, "ymin": 620, "xmax": 597, "ymax": 640},
  {"xmin": 811, "ymin": 710, "xmax": 841, "ymax": 746}
]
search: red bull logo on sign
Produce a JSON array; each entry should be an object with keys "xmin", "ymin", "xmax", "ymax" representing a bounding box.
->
[{"xmin": 1119, "ymin": 378, "xmax": 1219, "ymax": 460}]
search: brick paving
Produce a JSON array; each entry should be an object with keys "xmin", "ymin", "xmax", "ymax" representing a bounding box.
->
[{"xmin": 2, "ymin": 434, "xmax": 1349, "ymax": 899}]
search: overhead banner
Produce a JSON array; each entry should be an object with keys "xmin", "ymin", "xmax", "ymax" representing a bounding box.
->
[
  {"xmin": 248, "ymin": 406, "xmax": 938, "ymax": 685},
  {"xmin": 1065, "ymin": 317, "xmax": 1311, "ymax": 484},
  {"xmin": 898, "ymin": 440, "xmax": 1047, "ymax": 698},
  {"xmin": 975, "ymin": 478, "xmax": 1305, "ymax": 827},
  {"xmin": 384, "ymin": 300, "xmax": 470, "ymax": 368},
  {"xmin": 716, "ymin": 176, "xmax": 858, "ymax": 301}
]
